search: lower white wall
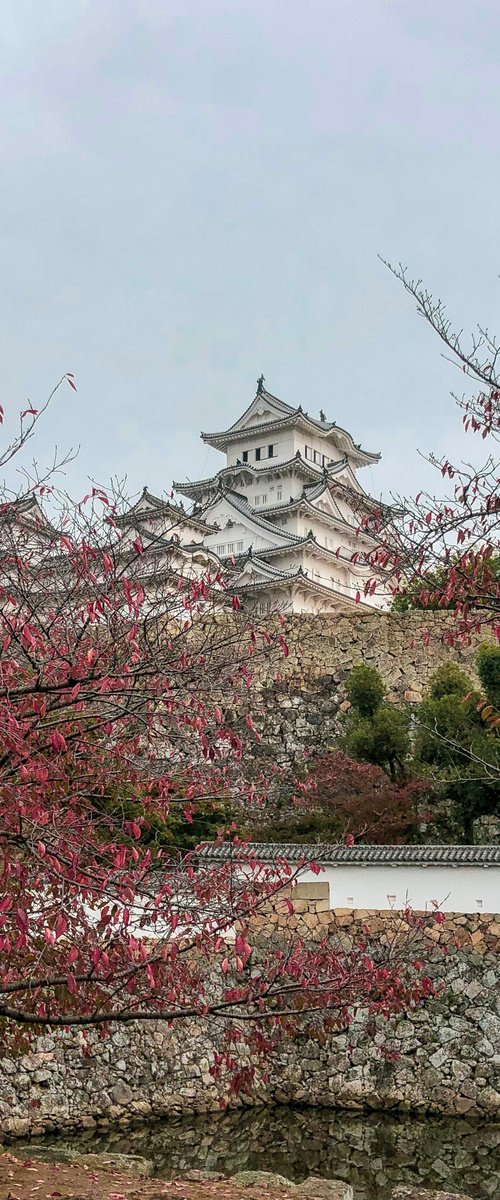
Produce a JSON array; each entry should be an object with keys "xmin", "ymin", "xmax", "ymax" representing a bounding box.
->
[{"xmin": 296, "ymin": 863, "xmax": 499, "ymax": 913}]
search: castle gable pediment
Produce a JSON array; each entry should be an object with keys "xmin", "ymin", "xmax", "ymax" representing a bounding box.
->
[{"xmin": 226, "ymin": 394, "xmax": 289, "ymax": 435}]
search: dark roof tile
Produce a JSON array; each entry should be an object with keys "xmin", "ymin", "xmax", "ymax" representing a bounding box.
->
[{"xmin": 199, "ymin": 842, "xmax": 500, "ymax": 866}]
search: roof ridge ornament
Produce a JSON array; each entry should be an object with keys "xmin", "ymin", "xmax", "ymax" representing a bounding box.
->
[{"xmin": 256, "ymin": 373, "xmax": 265, "ymax": 395}]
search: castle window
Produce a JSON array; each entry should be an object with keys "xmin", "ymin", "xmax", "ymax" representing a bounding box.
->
[
  {"xmin": 216, "ymin": 544, "xmax": 226, "ymax": 556},
  {"xmin": 226, "ymin": 542, "xmax": 235, "ymax": 555},
  {"xmin": 268, "ymin": 444, "xmax": 276, "ymax": 457},
  {"xmin": 242, "ymin": 450, "xmax": 249, "ymax": 463},
  {"xmin": 236, "ymin": 541, "xmax": 244, "ymax": 553},
  {"xmin": 255, "ymin": 447, "xmax": 262, "ymax": 461},
  {"xmin": 277, "ymin": 488, "xmax": 282, "ymax": 501},
  {"xmin": 305, "ymin": 445, "xmax": 312, "ymax": 460},
  {"xmin": 314, "ymin": 450, "xmax": 321, "ymax": 465}
]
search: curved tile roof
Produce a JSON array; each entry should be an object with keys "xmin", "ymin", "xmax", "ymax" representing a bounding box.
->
[
  {"xmin": 174, "ymin": 453, "xmax": 330, "ymax": 498},
  {"xmin": 202, "ymin": 387, "xmax": 380, "ymax": 465},
  {"xmin": 204, "ymin": 490, "xmax": 303, "ymax": 543},
  {"xmin": 199, "ymin": 843, "xmax": 500, "ymax": 866}
]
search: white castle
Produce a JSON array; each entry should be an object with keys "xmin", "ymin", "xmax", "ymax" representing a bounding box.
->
[{"xmin": 120, "ymin": 380, "xmax": 387, "ymax": 615}]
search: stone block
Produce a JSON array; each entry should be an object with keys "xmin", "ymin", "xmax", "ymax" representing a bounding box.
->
[
  {"xmin": 299, "ymin": 1179, "xmax": 353, "ymax": 1200},
  {"xmin": 294, "ymin": 882, "xmax": 330, "ymax": 902},
  {"xmin": 230, "ymin": 1170, "xmax": 293, "ymax": 1190},
  {"xmin": 317, "ymin": 909, "xmax": 333, "ymax": 924},
  {"xmin": 110, "ymin": 1080, "xmax": 133, "ymax": 1106}
]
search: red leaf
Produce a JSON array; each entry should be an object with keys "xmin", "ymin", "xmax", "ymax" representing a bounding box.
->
[
  {"xmin": 50, "ymin": 731, "xmax": 67, "ymax": 753},
  {"xmin": 55, "ymin": 913, "xmax": 68, "ymax": 939}
]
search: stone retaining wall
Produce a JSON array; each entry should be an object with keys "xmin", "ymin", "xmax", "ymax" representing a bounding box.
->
[
  {"xmin": 247, "ymin": 612, "xmax": 489, "ymax": 787},
  {"xmin": 1, "ymin": 912, "xmax": 498, "ymax": 1138},
  {"xmin": 252, "ymin": 892, "xmax": 500, "ymax": 951},
  {"xmin": 283, "ymin": 612, "xmax": 482, "ymax": 696}
]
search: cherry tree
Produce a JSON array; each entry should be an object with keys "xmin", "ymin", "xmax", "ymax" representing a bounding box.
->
[{"xmin": 0, "ymin": 379, "xmax": 439, "ymax": 1067}]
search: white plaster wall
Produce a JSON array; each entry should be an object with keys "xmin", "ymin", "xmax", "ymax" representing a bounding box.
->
[
  {"xmin": 290, "ymin": 430, "xmax": 349, "ymax": 467},
  {"xmin": 227, "ymin": 432, "xmax": 296, "ymax": 468},
  {"xmin": 204, "ymin": 526, "xmax": 271, "ymax": 555},
  {"xmin": 296, "ymin": 863, "xmax": 500, "ymax": 914}
]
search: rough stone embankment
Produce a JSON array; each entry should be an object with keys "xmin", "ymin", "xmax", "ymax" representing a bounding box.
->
[{"xmin": 1, "ymin": 911, "xmax": 498, "ymax": 1137}]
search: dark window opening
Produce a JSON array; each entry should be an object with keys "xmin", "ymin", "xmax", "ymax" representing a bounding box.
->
[
  {"xmin": 268, "ymin": 444, "xmax": 276, "ymax": 457},
  {"xmin": 255, "ymin": 447, "xmax": 262, "ymax": 461},
  {"xmin": 242, "ymin": 450, "xmax": 249, "ymax": 463}
]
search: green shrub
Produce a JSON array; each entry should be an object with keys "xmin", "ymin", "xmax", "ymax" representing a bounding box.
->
[
  {"xmin": 477, "ymin": 642, "xmax": 500, "ymax": 711},
  {"xmin": 345, "ymin": 664, "xmax": 386, "ymax": 718}
]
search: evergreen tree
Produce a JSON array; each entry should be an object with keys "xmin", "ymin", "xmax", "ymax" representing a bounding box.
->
[
  {"xmin": 342, "ymin": 664, "xmax": 411, "ymax": 783},
  {"xmin": 415, "ymin": 659, "xmax": 499, "ymax": 842}
]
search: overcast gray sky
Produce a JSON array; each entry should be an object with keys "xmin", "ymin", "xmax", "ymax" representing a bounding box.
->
[{"xmin": 1, "ymin": 1, "xmax": 499, "ymax": 507}]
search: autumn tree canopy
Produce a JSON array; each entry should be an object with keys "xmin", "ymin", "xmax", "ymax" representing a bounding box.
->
[{"xmin": 0, "ymin": 379, "xmax": 438, "ymax": 1069}]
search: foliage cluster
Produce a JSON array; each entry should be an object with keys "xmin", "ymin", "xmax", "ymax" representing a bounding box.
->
[
  {"xmin": 342, "ymin": 652, "xmax": 499, "ymax": 843},
  {"xmin": 255, "ymin": 648, "xmax": 499, "ymax": 847},
  {"xmin": 392, "ymin": 557, "xmax": 500, "ymax": 615}
]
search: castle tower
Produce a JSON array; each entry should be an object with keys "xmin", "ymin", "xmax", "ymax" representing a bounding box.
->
[{"xmin": 173, "ymin": 380, "xmax": 387, "ymax": 615}]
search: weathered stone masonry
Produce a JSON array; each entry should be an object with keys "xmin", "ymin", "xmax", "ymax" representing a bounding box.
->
[
  {"xmin": 1, "ymin": 911, "xmax": 498, "ymax": 1138},
  {"xmin": 252, "ymin": 611, "xmax": 486, "ymax": 763}
]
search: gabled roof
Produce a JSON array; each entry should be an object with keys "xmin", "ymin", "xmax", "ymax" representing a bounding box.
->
[
  {"xmin": 307, "ymin": 458, "xmax": 366, "ymax": 496},
  {"xmin": 261, "ymin": 489, "xmax": 345, "ymax": 525},
  {"xmin": 199, "ymin": 843, "xmax": 500, "ymax": 866},
  {"xmin": 0, "ymin": 492, "xmax": 58, "ymax": 529},
  {"xmin": 201, "ymin": 385, "xmax": 380, "ymax": 466},
  {"xmin": 236, "ymin": 554, "xmax": 297, "ymax": 582},
  {"xmin": 261, "ymin": 491, "xmax": 377, "ymax": 546},
  {"xmin": 202, "ymin": 490, "xmax": 303, "ymax": 546},
  {"xmin": 236, "ymin": 567, "xmax": 365, "ymax": 608},
  {"xmin": 116, "ymin": 487, "xmax": 215, "ymax": 536}
]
